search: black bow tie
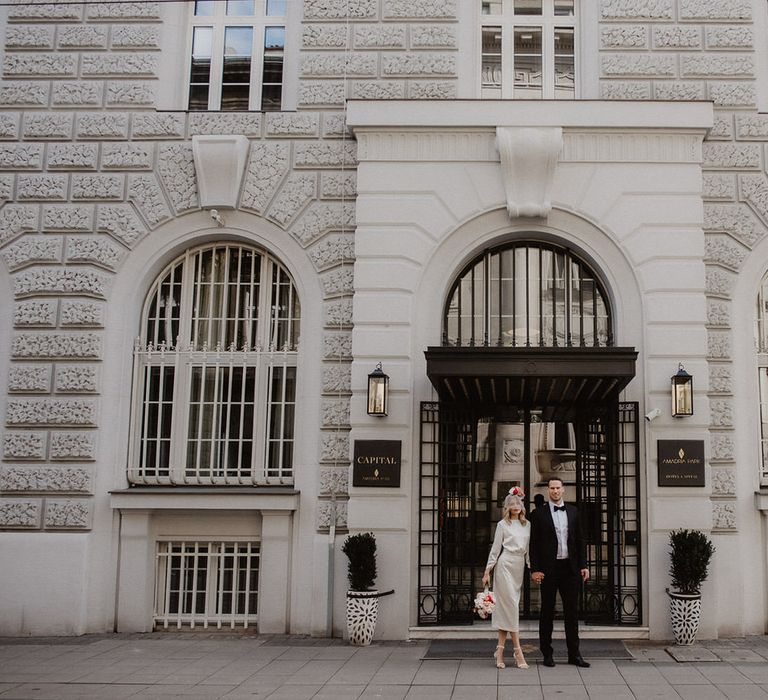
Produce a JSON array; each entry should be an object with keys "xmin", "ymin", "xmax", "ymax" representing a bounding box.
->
[{"xmin": 554, "ymin": 505, "xmax": 566, "ymax": 512}]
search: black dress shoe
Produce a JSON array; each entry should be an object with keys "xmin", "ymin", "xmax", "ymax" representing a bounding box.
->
[
  {"xmin": 542, "ymin": 655, "xmax": 555, "ymax": 667},
  {"xmin": 568, "ymin": 656, "xmax": 590, "ymax": 668}
]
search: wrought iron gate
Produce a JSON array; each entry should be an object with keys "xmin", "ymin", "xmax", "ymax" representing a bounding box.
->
[{"xmin": 417, "ymin": 401, "xmax": 641, "ymax": 626}]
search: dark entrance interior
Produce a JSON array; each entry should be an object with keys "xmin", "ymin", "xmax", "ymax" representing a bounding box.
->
[{"xmin": 418, "ymin": 347, "xmax": 641, "ymax": 627}]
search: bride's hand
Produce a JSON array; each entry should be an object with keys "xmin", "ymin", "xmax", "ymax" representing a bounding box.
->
[{"xmin": 481, "ymin": 573, "xmax": 490, "ymax": 587}]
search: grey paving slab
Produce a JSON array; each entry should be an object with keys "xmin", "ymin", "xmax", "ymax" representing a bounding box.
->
[
  {"xmin": 667, "ymin": 647, "xmax": 721, "ymax": 663},
  {"xmin": 496, "ymin": 667, "xmax": 541, "ymax": 685},
  {"xmin": 714, "ymin": 685, "xmax": 768, "ymax": 700},
  {"xmin": 262, "ymin": 684, "xmax": 323, "ymax": 699},
  {"xmin": 454, "ymin": 660, "xmax": 499, "ymax": 685},
  {"xmin": 312, "ymin": 684, "xmax": 368, "ymax": 699},
  {"xmin": 583, "ymin": 684, "xmax": 634, "ymax": 699},
  {"xmin": 411, "ymin": 661, "xmax": 460, "ymax": 686},
  {"xmin": 0, "ymin": 683, "xmax": 145, "ymax": 699},
  {"xmin": 358, "ymin": 684, "xmax": 410, "ymax": 699},
  {"xmin": 672, "ymin": 684, "xmax": 728, "ymax": 700},
  {"xmin": 449, "ymin": 686, "xmax": 497, "ymax": 699},
  {"xmin": 541, "ymin": 685, "xmax": 589, "ymax": 699},
  {"xmin": 693, "ymin": 664, "xmax": 752, "ymax": 684},
  {"xmin": 655, "ymin": 663, "xmax": 709, "ymax": 684},
  {"xmin": 616, "ymin": 663, "xmax": 669, "ymax": 684},
  {"xmin": 734, "ymin": 665, "xmax": 768, "ymax": 683},
  {"xmin": 627, "ymin": 684, "xmax": 682, "ymax": 699},
  {"xmin": 711, "ymin": 649, "xmax": 767, "ymax": 663},
  {"xmin": 537, "ymin": 664, "xmax": 583, "ymax": 685},
  {"xmin": 403, "ymin": 686, "xmax": 453, "ymax": 699},
  {"xmin": 497, "ymin": 687, "xmax": 544, "ymax": 699}
]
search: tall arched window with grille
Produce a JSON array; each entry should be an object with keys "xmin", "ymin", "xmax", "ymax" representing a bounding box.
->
[
  {"xmin": 129, "ymin": 243, "xmax": 300, "ymax": 486},
  {"xmin": 444, "ymin": 241, "xmax": 612, "ymax": 347}
]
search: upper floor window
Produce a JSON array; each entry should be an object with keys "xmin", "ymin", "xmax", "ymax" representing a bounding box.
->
[
  {"xmin": 444, "ymin": 241, "xmax": 611, "ymax": 348},
  {"xmin": 189, "ymin": 0, "xmax": 286, "ymax": 111},
  {"xmin": 130, "ymin": 243, "xmax": 300, "ymax": 486},
  {"xmin": 480, "ymin": 0, "xmax": 575, "ymax": 99}
]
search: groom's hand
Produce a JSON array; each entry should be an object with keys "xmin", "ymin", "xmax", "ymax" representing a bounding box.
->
[{"xmin": 580, "ymin": 568, "xmax": 590, "ymax": 582}]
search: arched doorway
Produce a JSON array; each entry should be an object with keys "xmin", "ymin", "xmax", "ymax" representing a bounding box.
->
[{"xmin": 418, "ymin": 240, "xmax": 641, "ymax": 626}]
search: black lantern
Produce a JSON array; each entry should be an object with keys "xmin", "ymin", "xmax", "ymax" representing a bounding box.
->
[
  {"xmin": 367, "ymin": 363, "xmax": 389, "ymax": 416},
  {"xmin": 671, "ymin": 363, "xmax": 693, "ymax": 417}
]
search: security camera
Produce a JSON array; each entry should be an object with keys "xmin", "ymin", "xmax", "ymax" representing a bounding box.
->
[
  {"xmin": 209, "ymin": 209, "xmax": 225, "ymax": 227},
  {"xmin": 645, "ymin": 408, "xmax": 662, "ymax": 422}
]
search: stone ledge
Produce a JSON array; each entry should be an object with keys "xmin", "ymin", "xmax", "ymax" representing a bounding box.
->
[{"xmin": 110, "ymin": 487, "xmax": 300, "ymax": 511}]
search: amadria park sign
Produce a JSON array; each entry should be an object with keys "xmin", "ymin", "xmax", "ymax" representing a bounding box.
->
[
  {"xmin": 657, "ymin": 440, "xmax": 705, "ymax": 487},
  {"xmin": 353, "ymin": 440, "xmax": 401, "ymax": 487}
]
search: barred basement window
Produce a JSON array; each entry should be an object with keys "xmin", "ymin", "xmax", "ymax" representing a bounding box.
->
[
  {"xmin": 480, "ymin": 0, "xmax": 576, "ymax": 99},
  {"xmin": 130, "ymin": 243, "xmax": 300, "ymax": 485},
  {"xmin": 188, "ymin": 0, "xmax": 285, "ymax": 111},
  {"xmin": 154, "ymin": 541, "xmax": 259, "ymax": 629}
]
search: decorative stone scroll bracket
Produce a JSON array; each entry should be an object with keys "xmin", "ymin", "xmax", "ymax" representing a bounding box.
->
[
  {"xmin": 191, "ymin": 135, "xmax": 249, "ymax": 209},
  {"xmin": 496, "ymin": 126, "xmax": 563, "ymax": 219}
]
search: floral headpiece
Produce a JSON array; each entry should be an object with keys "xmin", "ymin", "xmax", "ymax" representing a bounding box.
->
[{"xmin": 508, "ymin": 486, "xmax": 525, "ymax": 498}]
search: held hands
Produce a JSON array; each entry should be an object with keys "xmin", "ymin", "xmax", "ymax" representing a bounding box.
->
[
  {"xmin": 580, "ymin": 568, "xmax": 590, "ymax": 582},
  {"xmin": 531, "ymin": 571, "xmax": 544, "ymax": 584}
]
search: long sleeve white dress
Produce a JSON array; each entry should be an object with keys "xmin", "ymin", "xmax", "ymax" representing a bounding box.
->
[{"xmin": 484, "ymin": 518, "xmax": 531, "ymax": 632}]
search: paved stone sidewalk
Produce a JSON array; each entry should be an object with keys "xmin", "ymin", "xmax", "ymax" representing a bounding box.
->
[{"xmin": 0, "ymin": 634, "xmax": 767, "ymax": 700}]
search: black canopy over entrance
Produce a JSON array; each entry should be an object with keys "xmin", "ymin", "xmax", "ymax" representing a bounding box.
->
[{"xmin": 425, "ymin": 346, "xmax": 638, "ymax": 422}]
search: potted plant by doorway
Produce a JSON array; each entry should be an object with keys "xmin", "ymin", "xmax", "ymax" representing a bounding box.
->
[
  {"xmin": 667, "ymin": 528, "xmax": 715, "ymax": 645},
  {"xmin": 342, "ymin": 532, "xmax": 379, "ymax": 646}
]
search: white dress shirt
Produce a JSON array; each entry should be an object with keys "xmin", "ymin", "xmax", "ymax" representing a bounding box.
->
[{"xmin": 550, "ymin": 500, "xmax": 569, "ymax": 559}]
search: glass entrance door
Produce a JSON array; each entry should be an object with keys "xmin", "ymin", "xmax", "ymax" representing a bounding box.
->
[{"xmin": 417, "ymin": 401, "xmax": 641, "ymax": 626}]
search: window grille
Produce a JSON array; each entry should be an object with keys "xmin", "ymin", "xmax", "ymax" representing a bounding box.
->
[
  {"xmin": 444, "ymin": 241, "xmax": 611, "ymax": 348},
  {"xmin": 479, "ymin": 0, "xmax": 575, "ymax": 99},
  {"xmin": 756, "ymin": 273, "xmax": 768, "ymax": 485},
  {"xmin": 188, "ymin": 0, "xmax": 285, "ymax": 111},
  {"xmin": 130, "ymin": 243, "xmax": 300, "ymax": 486},
  {"xmin": 154, "ymin": 541, "xmax": 259, "ymax": 629}
]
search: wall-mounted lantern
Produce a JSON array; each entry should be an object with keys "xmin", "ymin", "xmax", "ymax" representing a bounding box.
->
[
  {"xmin": 367, "ymin": 363, "xmax": 389, "ymax": 417},
  {"xmin": 671, "ymin": 363, "xmax": 693, "ymax": 417}
]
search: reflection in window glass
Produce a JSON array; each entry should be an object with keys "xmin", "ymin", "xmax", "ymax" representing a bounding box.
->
[
  {"xmin": 194, "ymin": 0, "xmax": 214, "ymax": 16},
  {"xmin": 514, "ymin": 27, "xmax": 542, "ymax": 97},
  {"xmin": 226, "ymin": 0, "xmax": 254, "ymax": 15},
  {"xmin": 515, "ymin": 0, "xmax": 542, "ymax": 14},
  {"xmin": 266, "ymin": 0, "xmax": 286, "ymax": 15},
  {"xmin": 554, "ymin": 27, "xmax": 575, "ymax": 98},
  {"xmin": 189, "ymin": 26, "xmax": 213, "ymax": 111},
  {"xmin": 261, "ymin": 26, "xmax": 284, "ymax": 110},
  {"xmin": 481, "ymin": 0, "xmax": 503, "ymax": 14},
  {"xmin": 481, "ymin": 26, "xmax": 502, "ymax": 98},
  {"xmin": 221, "ymin": 26, "xmax": 253, "ymax": 111},
  {"xmin": 555, "ymin": 0, "xmax": 575, "ymax": 15}
]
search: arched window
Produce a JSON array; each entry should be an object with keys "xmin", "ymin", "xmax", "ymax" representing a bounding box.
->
[
  {"xmin": 129, "ymin": 243, "xmax": 300, "ymax": 486},
  {"xmin": 756, "ymin": 272, "xmax": 768, "ymax": 485},
  {"xmin": 444, "ymin": 241, "xmax": 611, "ymax": 347}
]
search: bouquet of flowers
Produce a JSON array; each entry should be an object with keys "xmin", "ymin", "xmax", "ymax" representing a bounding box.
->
[{"xmin": 474, "ymin": 588, "xmax": 496, "ymax": 619}]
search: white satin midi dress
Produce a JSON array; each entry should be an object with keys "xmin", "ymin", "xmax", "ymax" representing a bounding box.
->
[{"xmin": 484, "ymin": 519, "xmax": 531, "ymax": 632}]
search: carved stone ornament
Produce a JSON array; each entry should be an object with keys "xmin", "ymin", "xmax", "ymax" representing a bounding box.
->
[
  {"xmin": 44, "ymin": 499, "xmax": 91, "ymax": 529},
  {"xmin": 496, "ymin": 127, "xmax": 562, "ymax": 218},
  {"xmin": 712, "ymin": 501, "xmax": 736, "ymax": 531},
  {"xmin": 712, "ymin": 468, "xmax": 736, "ymax": 495},
  {"xmin": 191, "ymin": 135, "xmax": 250, "ymax": 209},
  {"xmin": 0, "ymin": 499, "xmax": 42, "ymax": 529}
]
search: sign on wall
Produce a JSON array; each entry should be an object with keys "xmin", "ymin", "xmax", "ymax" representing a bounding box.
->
[
  {"xmin": 352, "ymin": 440, "xmax": 401, "ymax": 487},
  {"xmin": 657, "ymin": 440, "xmax": 705, "ymax": 487}
]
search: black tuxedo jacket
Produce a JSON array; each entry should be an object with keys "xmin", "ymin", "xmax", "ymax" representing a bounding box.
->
[{"xmin": 529, "ymin": 502, "xmax": 587, "ymax": 576}]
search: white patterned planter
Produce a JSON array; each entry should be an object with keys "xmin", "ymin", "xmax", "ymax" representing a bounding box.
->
[
  {"xmin": 346, "ymin": 590, "xmax": 379, "ymax": 646},
  {"xmin": 668, "ymin": 591, "xmax": 702, "ymax": 645}
]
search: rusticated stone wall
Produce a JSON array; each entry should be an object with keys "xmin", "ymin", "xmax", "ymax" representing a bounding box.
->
[{"xmin": 598, "ymin": 0, "xmax": 766, "ymax": 532}]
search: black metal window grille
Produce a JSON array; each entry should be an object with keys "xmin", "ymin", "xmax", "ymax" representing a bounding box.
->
[{"xmin": 444, "ymin": 242, "xmax": 612, "ymax": 348}]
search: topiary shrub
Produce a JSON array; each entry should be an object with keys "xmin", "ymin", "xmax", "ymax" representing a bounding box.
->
[
  {"xmin": 342, "ymin": 532, "xmax": 377, "ymax": 591},
  {"xmin": 669, "ymin": 529, "xmax": 715, "ymax": 595}
]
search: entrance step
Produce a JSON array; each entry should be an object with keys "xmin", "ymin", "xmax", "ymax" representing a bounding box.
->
[{"xmin": 409, "ymin": 623, "xmax": 650, "ymax": 640}]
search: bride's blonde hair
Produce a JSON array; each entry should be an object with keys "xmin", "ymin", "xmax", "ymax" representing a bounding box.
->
[{"xmin": 503, "ymin": 494, "xmax": 527, "ymax": 525}]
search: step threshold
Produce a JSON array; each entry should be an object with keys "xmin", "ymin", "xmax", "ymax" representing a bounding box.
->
[{"xmin": 409, "ymin": 622, "xmax": 649, "ymax": 640}]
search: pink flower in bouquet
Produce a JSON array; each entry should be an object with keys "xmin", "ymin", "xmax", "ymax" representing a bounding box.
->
[{"xmin": 474, "ymin": 589, "xmax": 496, "ymax": 619}]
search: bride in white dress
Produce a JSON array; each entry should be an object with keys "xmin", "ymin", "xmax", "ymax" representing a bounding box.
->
[{"xmin": 482, "ymin": 488, "xmax": 531, "ymax": 670}]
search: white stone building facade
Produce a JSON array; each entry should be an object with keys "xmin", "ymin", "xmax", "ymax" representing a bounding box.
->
[{"xmin": 0, "ymin": 0, "xmax": 767, "ymax": 641}]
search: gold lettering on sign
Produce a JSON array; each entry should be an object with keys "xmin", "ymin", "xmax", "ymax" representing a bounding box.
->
[
  {"xmin": 679, "ymin": 448, "xmax": 685, "ymax": 459},
  {"xmin": 356, "ymin": 456, "xmax": 397, "ymax": 464}
]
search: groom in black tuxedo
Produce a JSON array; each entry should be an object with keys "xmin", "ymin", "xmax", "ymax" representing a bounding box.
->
[{"xmin": 529, "ymin": 477, "xmax": 590, "ymax": 668}]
